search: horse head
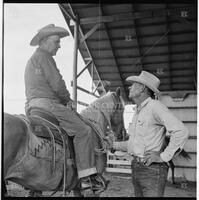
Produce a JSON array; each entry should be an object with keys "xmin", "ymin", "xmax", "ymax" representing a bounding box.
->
[
  {"xmin": 108, "ymin": 88, "xmax": 126, "ymax": 141},
  {"xmin": 81, "ymin": 87, "xmax": 126, "ymax": 141}
]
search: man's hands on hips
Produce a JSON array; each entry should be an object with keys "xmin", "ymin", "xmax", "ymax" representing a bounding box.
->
[{"xmin": 143, "ymin": 151, "xmax": 164, "ymax": 166}]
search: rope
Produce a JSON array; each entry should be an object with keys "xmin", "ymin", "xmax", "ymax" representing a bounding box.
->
[
  {"xmin": 60, "ymin": 134, "xmax": 67, "ymax": 196},
  {"xmin": 45, "ymin": 127, "xmax": 56, "ymax": 173}
]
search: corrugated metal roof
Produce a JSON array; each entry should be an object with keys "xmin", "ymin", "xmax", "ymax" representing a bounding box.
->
[{"xmin": 60, "ymin": 3, "xmax": 197, "ymax": 101}]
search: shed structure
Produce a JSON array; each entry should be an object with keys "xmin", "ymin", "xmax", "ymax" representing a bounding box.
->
[{"xmin": 59, "ymin": 3, "xmax": 197, "ymax": 182}]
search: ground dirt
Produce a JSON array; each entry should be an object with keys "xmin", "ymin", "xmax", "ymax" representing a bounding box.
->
[{"xmin": 6, "ymin": 172, "xmax": 196, "ymax": 197}]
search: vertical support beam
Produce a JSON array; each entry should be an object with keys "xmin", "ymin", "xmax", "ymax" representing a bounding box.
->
[
  {"xmin": 91, "ymin": 63, "xmax": 94, "ymax": 92},
  {"xmin": 72, "ymin": 15, "xmax": 79, "ymax": 110},
  {"xmin": 131, "ymin": 4, "xmax": 144, "ymax": 74},
  {"xmin": 166, "ymin": 4, "xmax": 172, "ymax": 90},
  {"xmin": 68, "ymin": 4, "xmax": 105, "ymax": 98}
]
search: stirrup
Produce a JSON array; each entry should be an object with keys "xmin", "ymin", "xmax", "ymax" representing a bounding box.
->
[
  {"xmin": 80, "ymin": 177, "xmax": 92, "ymax": 191},
  {"xmin": 91, "ymin": 174, "xmax": 108, "ymax": 192}
]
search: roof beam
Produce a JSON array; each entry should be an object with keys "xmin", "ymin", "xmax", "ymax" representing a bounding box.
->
[
  {"xmin": 105, "ymin": 75, "xmax": 195, "ymax": 81},
  {"xmin": 80, "ymin": 23, "xmax": 102, "ymax": 44},
  {"xmin": 86, "ymin": 30, "xmax": 195, "ymax": 42},
  {"xmin": 70, "ymin": 4, "xmax": 98, "ymax": 9},
  {"xmin": 123, "ymin": 59, "xmax": 195, "ymax": 66},
  {"xmin": 79, "ymin": 6, "xmax": 195, "ymax": 25},
  {"xmin": 99, "ymin": 5, "xmax": 128, "ymax": 100},
  {"xmin": 97, "ymin": 67, "xmax": 195, "ymax": 75},
  {"xmin": 81, "ymin": 41, "xmax": 196, "ymax": 51},
  {"xmin": 83, "ymin": 18, "xmax": 196, "ymax": 32},
  {"xmin": 101, "ymin": 69, "xmax": 194, "ymax": 75},
  {"xmin": 112, "ymin": 84, "xmax": 195, "ymax": 91},
  {"xmin": 96, "ymin": 59, "xmax": 195, "ymax": 68},
  {"xmin": 77, "ymin": 60, "xmax": 92, "ymax": 78},
  {"xmin": 59, "ymin": 4, "xmax": 76, "ymax": 22},
  {"xmin": 93, "ymin": 50, "xmax": 195, "ymax": 59},
  {"xmin": 77, "ymin": 85, "xmax": 99, "ymax": 98}
]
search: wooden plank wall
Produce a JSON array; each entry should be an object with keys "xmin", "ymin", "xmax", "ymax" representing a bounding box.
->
[
  {"xmin": 106, "ymin": 92, "xmax": 197, "ymax": 182},
  {"xmin": 159, "ymin": 92, "xmax": 197, "ymax": 182}
]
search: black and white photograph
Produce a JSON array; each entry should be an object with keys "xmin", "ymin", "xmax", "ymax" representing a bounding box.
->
[{"xmin": 2, "ymin": 1, "xmax": 197, "ymax": 198}]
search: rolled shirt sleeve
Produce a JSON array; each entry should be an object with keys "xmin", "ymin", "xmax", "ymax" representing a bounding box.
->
[
  {"xmin": 153, "ymin": 103, "xmax": 189, "ymax": 162},
  {"xmin": 41, "ymin": 54, "xmax": 71, "ymax": 104}
]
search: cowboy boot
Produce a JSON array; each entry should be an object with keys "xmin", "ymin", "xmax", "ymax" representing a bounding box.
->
[{"xmin": 80, "ymin": 173, "xmax": 108, "ymax": 192}]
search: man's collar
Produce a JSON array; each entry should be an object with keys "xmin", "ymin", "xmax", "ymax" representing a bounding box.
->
[
  {"xmin": 137, "ymin": 97, "xmax": 151, "ymax": 112},
  {"xmin": 36, "ymin": 47, "xmax": 51, "ymax": 56}
]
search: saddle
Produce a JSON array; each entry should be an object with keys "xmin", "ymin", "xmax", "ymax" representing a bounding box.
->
[
  {"xmin": 27, "ymin": 107, "xmax": 65, "ymax": 146},
  {"xmin": 26, "ymin": 107, "xmax": 77, "ymax": 194}
]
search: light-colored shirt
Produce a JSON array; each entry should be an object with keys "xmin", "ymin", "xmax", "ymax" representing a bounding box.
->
[{"xmin": 113, "ymin": 97, "xmax": 189, "ymax": 162}]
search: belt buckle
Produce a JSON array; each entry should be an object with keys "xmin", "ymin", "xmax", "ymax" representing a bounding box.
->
[
  {"xmin": 133, "ymin": 156, "xmax": 145, "ymax": 164},
  {"xmin": 137, "ymin": 156, "xmax": 145, "ymax": 164}
]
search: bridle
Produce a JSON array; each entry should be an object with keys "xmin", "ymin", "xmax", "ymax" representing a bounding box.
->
[{"xmin": 79, "ymin": 92, "xmax": 124, "ymax": 153}]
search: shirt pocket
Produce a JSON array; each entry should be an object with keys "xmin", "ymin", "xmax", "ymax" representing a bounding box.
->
[
  {"xmin": 34, "ymin": 63, "xmax": 44, "ymax": 76},
  {"xmin": 136, "ymin": 119, "xmax": 147, "ymax": 137}
]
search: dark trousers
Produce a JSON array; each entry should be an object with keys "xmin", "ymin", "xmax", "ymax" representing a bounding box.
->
[{"xmin": 131, "ymin": 158, "xmax": 169, "ymax": 197}]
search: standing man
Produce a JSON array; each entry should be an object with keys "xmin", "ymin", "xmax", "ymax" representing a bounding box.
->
[
  {"xmin": 111, "ymin": 71, "xmax": 189, "ymax": 197},
  {"xmin": 24, "ymin": 24, "xmax": 106, "ymax": 190}
]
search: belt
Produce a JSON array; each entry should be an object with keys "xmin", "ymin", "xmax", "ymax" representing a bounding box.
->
[
  {"xmin": 132, "ymin": 155, "xmax": 168, "ymax": 167},
  {"xmin": 132, "ymin": 155, "xmax": 145, "ymax": 164}
]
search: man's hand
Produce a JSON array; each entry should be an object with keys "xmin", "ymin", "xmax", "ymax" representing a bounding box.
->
[
  {"xmin": 143, "ymin": 151, "xmax": 164, "ymax": 166},
  {"xmin": 67, "ymin": 99, "xmax": 75, "ymax": 110},
  {"xmin": 104, "ymin": 134, "xmax": 115, "ymax": 150}
]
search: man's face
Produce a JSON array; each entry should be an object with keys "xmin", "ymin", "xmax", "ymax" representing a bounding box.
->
[
  {"xmin": 128, "ymin": 82, "xmax": 144, "ymax": 99},
  {"xmin": 45, "ymin": 35, "xmax": 61, "ymax": 56}
]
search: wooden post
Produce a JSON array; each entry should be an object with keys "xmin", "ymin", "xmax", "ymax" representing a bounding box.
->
[{"xmin": 72, "ymin": 16, "xmax": 78, "ymax": 110}]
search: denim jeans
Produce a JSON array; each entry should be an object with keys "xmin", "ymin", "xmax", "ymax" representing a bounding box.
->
[{"xmin": 131, "ymin": 158, "xmax": 169, "ymax": 197}]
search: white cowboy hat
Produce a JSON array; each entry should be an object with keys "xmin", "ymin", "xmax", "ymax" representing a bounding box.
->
[
  {"xmin": 126, "ymin": 71, "xmax": 160, "ymax": 94},
  {"xmin": 30, "ymin": 24, "xmax": 69, "ymax": 46}
]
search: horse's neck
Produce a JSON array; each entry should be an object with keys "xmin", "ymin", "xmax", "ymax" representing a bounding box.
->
[
  {"xmin": 100, "ymin": 109, "xmax": 112, "ymax": 131},
  {"xmin": 97, "ymin": 111, "xmax": 109, "ymax": 133},
  {"xmin": 80, "ymin": 106, "xmax": 109, "ymax": 134}
]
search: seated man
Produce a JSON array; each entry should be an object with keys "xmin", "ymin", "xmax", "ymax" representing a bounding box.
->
[{"xmin": 24, "ymin": 24, "xmax": 106, "ymax": 190}]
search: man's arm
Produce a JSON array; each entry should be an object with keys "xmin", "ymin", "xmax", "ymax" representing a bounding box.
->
[
  {"xmin": 41, "ymin": 54, "xmax": 71, "ymax": 104},
  {"xmin": 154, "ymin": 102, "xmax": 189, "ymax": 162}
]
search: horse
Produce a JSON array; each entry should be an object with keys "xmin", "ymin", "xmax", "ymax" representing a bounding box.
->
[{"xmin": 3, "ymin": 88, "xmax": 125, "ymax": 197}]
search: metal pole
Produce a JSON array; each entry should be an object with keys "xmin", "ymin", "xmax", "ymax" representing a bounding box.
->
[{"xmin": 72, "ymin": 15, "xmax": 78, "ymax": 110}]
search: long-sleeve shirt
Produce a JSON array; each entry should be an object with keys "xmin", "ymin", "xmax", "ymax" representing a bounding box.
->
[
  {"xmin": 113, "ymin": 97, "xmax": 189, "ymax": 162},
  {"xmin": 25, "ymin": 48, "xmax": 71, "ymax": 105}
]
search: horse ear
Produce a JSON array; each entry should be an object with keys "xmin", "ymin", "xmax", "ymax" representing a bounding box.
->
[{"xmin": 116, "ymin": 87, "xmax": 121, "ymax": 97}]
